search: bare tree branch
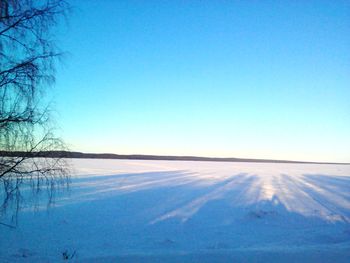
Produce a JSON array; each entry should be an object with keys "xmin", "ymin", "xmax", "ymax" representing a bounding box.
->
[{"xmin": 0, "ymin": 0, "xmax": 70, "ymax": 224}]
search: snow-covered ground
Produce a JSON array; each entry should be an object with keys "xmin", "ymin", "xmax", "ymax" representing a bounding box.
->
[{"xmin": 1, "ymin": 159, "xmax": 350, "ymax": 262}]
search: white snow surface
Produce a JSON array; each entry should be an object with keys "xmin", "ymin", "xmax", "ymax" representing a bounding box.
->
[{"xmin": 1, "ymin": 159, "xmax": 350, "ymax": 262}]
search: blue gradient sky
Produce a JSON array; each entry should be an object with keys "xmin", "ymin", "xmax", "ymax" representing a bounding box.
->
[{"xmin": 54, "ymin": 0, "xmax": 350, "ymax": 162}]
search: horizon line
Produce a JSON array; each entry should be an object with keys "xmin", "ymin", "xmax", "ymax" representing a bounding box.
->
[{"xmin": 1, "ymin": 150, "xmax": 349, "ymax": 165}]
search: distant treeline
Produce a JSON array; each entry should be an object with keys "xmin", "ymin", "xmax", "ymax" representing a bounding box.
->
[{"xmin": 0, "ymin": 151, "xmax": 348, "ymax": 165}]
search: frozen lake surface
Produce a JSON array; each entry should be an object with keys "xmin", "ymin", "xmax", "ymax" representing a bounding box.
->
[{"xmin": 1, "ymin": 159, "xmax": 350, "ymax": 262}]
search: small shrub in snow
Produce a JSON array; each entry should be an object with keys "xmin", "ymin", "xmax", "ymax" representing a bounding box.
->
[{"xmin": 62, "ymin": 250, "xmax": 76, "ymax": 260}]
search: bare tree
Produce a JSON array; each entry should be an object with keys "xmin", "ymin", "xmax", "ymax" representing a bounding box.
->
[{"xmin": 0, "ymin": 0, "xmax": 70, "ymax": 224}]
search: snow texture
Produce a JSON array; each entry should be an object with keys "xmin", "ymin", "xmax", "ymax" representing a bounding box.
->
[{"xmin": 1, "ymin": 159, "xmax": 350, "ymax": 262}]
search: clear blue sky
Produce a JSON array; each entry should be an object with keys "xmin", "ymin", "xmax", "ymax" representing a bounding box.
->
[{"xmin": 54, "ymin": 0, "xmax": 350, "ymax": 162}]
